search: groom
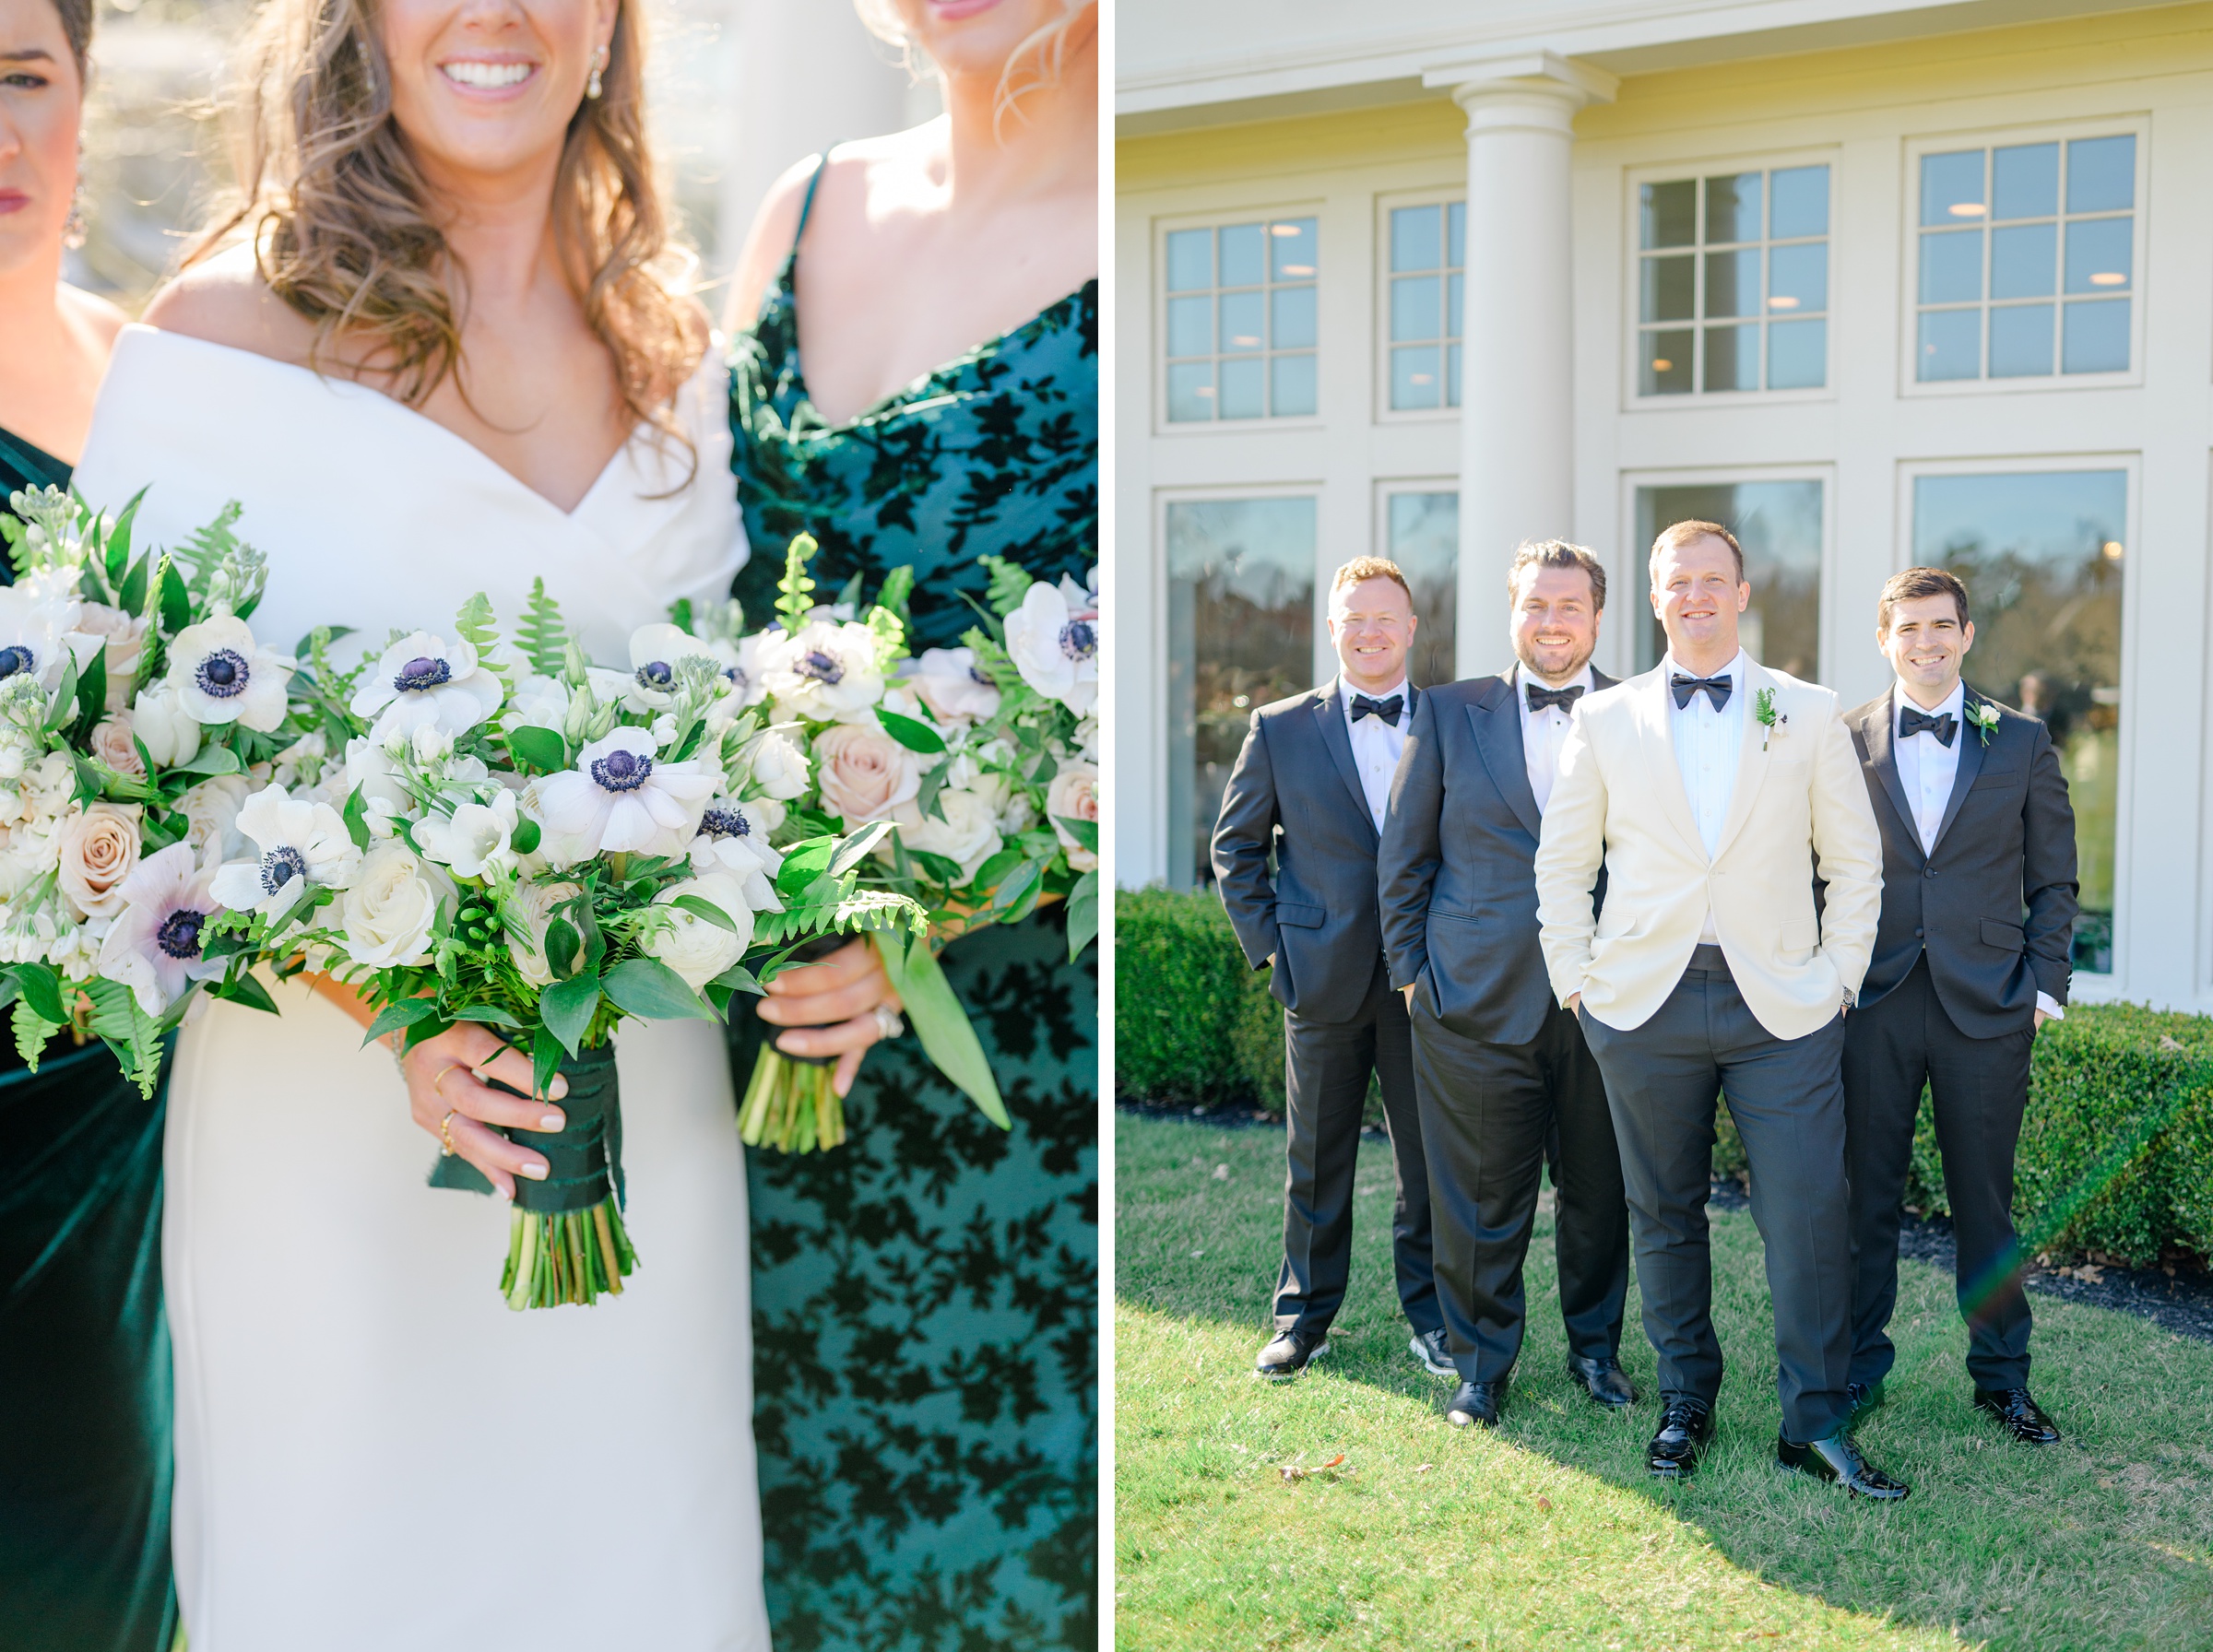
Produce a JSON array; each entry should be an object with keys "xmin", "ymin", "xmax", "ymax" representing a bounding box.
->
[{"xmin": 1534, "ymin": 520, "xmax": 1909, "ymax": 1499}]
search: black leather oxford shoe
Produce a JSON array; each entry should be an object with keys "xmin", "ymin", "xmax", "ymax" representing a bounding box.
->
[
  {"xmin": 1410, "ymin": 1328, "xmax": 1455, "ymax": 1378},
  {"xmin": 1568, "ymin": 1354, "xmax": 1639, "ymax": 1409},
  {"xmin": 1845, "ymin": 1380, "xmax": 1884, "ymax": 1424},
  {"xmin": 1776, "ymin": 1432, "xmax": 1911, "ymax": 1500},
  {"xmin": 1646, "ymin": 1398, "xmax": 1713, "ymax": 1479},
  {"xmin": 1254, "ymin": 1327, "xmax": 1329, "ymax": 1381},
  {"xmin": 1974, "ymin": 1386, "xmax": 2063, "ymax": 1445},
  {"xmin": 1445, "ymin": 1379, "xmax": 1506, "ymax": 1428}
]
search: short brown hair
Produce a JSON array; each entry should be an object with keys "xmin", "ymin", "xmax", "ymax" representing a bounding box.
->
[
  {"xmin": 1331, "ymin": 557, "xmax": 1413, "ymax": 601},
  {"xmin": 1877, "ymin": 566, "xmax": 1970, "ymax": 631},
  {"xmin": 1649, "ymin": 519, "xmax": 1745, "ymax": 585},
  {"xmin": 50, "ymin": 0, "xmax": 92, "ymax": 77},
  {"xmin": 1507, "ymin": 539, "xmax": 1606, "ymax": 610}
]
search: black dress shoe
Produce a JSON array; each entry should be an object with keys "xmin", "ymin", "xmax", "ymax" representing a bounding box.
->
[
  {"xmin": 1646, "ymin": 1398, "xmax": 1713, "ymax": 1479},
  {"xmin": 1445, "ymin": 1379, "xmax": 1506, "ymax": 1428},
  {"xmin": 1974, "ymin": 1386, "xmax": 2062, "ymax": 1445},
  {"xmin": 1845, "ymin": 1381, "xmax": 1884, "ymax": 1424},
  {"xmin": 1409, "ymin": 1328, "xmax": 1455, "ymax": 1378},
  {"xmin": 1776, "ymin": 1431, "xmax": 1911, "ymax": 1500},
  {"xmin": 1255, "ymin": 1327, "xmax": 1329, "ymax": 1381},
  {"xmin": 1568, "ymin": 1354, "xmax": 1639, "ymax": 1409}
]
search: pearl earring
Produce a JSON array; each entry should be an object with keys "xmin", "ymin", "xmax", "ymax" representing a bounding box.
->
[{"xmin": 586, "ymin": 44, "xmax": 607, "ymax": 100}]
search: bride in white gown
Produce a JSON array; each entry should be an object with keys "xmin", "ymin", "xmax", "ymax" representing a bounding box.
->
[{"xmin": 66, "ymin": 0, "xmax": 898, "ymax": 1645}]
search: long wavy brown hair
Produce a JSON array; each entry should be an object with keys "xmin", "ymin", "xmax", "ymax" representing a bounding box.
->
[{"xmin": 188, "ymin": 0, "xmax": 699, "ymax": 446}]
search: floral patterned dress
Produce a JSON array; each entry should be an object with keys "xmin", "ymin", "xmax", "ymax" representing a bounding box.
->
[{"xmin": 725, "ymin": 155, "xmax": 1096, "ymax": 1652}]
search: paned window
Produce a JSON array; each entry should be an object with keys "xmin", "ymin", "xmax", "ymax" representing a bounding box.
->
[
  {"xmin": 1385, "ymin": 203, "xmax": 1464, "ymax": 411},
  {"xmin": 1165, "ymin": 497, "xmax": 1317, "ymax": 887},
  {"xmin": 1911, "ymin": 469, "xmax": 2125, "ymax": 972},
  {"xmin": 1914, "ymin": 135, "xmax": 2136, "ymax": 382},
  {"xmin": 1383, "ymin": 490, "xmax": 1459, "ymax": 684},
  {"xmin": 1636, "ymin": 166, "xmax": 1829, "ymax": 395},
  {"xmin": 1633, "ymin": 480, "xmax": 1824, "ymax": 679},
  {"xmin": 1163, "ymin": 218, "xmax": 1320, "ymax": 423}
]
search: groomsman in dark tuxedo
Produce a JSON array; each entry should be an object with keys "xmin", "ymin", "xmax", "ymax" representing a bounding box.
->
[
  {"xmin": 1843, "ymin": 567, "xmax": 2078, "ymax": 1445},
  {"xmin": 1213, "ymin": 558, "xmax": 1446, "ymax": 1382},
  {"xmin": 1379, "ymin": 541, "xmax": 1633, "ymax": 1430}
]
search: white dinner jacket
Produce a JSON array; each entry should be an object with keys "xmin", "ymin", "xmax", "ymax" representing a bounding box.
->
[{"xmin": 1533, "ymin": 657, "xmax": 1884, "ymax": 1042}]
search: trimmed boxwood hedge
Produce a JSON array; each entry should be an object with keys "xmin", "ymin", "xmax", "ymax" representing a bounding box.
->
[{"xmin": 1118, "ymin": 888, "xmax": 2213, "ymax": 1266}]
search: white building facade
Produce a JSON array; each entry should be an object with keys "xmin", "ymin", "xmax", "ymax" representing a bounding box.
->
[{"xmin": 1115, "ymin": 0, "xmax": 2213, "ymax": 1009}]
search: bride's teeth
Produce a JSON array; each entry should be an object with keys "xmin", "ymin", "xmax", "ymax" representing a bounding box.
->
[{"xmin": 441, "ymin": 61, "xmax": 533, "ymax": 88}]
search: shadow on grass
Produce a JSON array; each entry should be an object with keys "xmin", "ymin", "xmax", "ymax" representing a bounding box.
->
[{"xmin": 1118, "ymin": 1114, "xmax": 2213, "ymax": 1652}]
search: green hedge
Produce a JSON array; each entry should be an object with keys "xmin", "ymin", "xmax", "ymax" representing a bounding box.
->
[{"xmin": 1118, "ymin": 888, "xmax": 2213, "ymax": 1266}]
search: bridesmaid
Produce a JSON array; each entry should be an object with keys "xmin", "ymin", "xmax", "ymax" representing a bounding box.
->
[
  {"xmin": 721, "ymin": 1, "xmax": 1097, "ymax": 1645},
  {"xmin": 0, "ymin": 1, "xmax": 175, "ymax": 1649}
]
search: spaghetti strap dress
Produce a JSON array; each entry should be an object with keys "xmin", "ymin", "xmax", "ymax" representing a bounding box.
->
[
  {"xmin": 0, "ymin": 424, "xmax": 179, "ymax": 1652},
  {"xmin": 726, "ymin": 153, "xmax": 1098, "ymax": 1650}
]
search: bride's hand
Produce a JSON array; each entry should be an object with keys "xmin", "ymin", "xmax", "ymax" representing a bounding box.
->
[
  {"xmin": 396, "ymin": 1025, "xmax": 572, "ymax": 1202},
  {"xmin": 755, "ymin": 937, "xmax": 903, "ymax": 1097}
]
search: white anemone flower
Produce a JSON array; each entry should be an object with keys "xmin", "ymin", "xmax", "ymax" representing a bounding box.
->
[
  {"xmin": 165, "ymin": 615, "xmax": 294, "ymax": 731},
  {"xmin": 689, "ymin": 797, "xmax": 784, "ymax": 912},
  {"xmin": 908, "ymin": 646, "xmax": 1002, "ymax": 724},
  {"xmin": 207, "ymin": 784, "xmax": 362, "ymax": 917},
  {"xmin": 758, "ymin": 618, "xmax": 886, "ymax": 721},
  {"xmin": 349, "ymin": 631, "xmax": 503, "ymax": 741},
  {"xmin": 413, "ymin": 789, "xmax": 520, "ymax": 880},
  {"xmin": 625, "ymin": 622, "xmax": 728, "ymax": 714},
  {"xmin": 0, "ymin": 581, "xmax": 84, "ymax": 694},
  {"xmin": 97, "ymin": 842, "xmax": 228, "ymax": 1015},
  {"xmin": 533, "ymin": 726, "xmax": 715, "ymax": 864},
  {"xmin": 1002, "ymin": 568, "xmax": 1099, "ymax": 717}
]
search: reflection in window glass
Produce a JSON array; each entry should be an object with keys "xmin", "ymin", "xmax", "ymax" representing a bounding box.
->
[
  {"xmin": 1911, "ymin": 471, "xmax": 2124, "ymax": 973},
  {"xmin": 1162, "ymin": 218, "xmax": 1320, "ymax": 423},
  {"xmin": 1913, "ymin": 135, "xmax": 2136, "ymax": 383},
  {"xmin": 1634, "ymin": 480, "xmax": 1823, "ymax": 679},
  {"xmin": 1166, "ymin": 498, "xmax": 1318, "ymax": 887},
  {"xmin": 1387, "ymin": 202, "xmax": 1465, "ymax": 410},
  {"xmin": 1636, "ymin": 164, "xmax": 1828, "ymax": 395},
  {"xmin": 1385, "ymin": 492, "xmax": 1459, "ymax": 689}
]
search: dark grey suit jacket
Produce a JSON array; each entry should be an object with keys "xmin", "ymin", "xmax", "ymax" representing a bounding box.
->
[
  {"xmin": 1846, "ymin": 687, "xmax": 2078, "ymax": 1038},
  {"xmin": 1378, "ymin": 667, "xmax": 1615, "ymax": 1046},
  {"xmin": 1211, "ymin": 680, "xmax": 1411, "ymax": 1024}
]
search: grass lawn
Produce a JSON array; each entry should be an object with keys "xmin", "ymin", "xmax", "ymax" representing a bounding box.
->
[{"xmin": 1115, "ymin": 1112, "xmax": 2213, "ymax": 1650}]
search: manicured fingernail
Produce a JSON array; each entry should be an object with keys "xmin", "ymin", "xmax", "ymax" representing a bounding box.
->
[
  {"xmin": 518, "ymin": 1162, "xmax": 548, "ymax": 1180},
  {"xmin": 539, "ymin": 1112, "xmax": 563, "ymax": 1130},
  {"xmin": 550, "ymin": 1078, "xmax": 570, "ymax": 1099}
]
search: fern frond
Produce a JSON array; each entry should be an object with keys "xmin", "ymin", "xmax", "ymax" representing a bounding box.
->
[
  {"xmin": 977, "ymin": 555, "xmax": 1032, "ymax": 618},
  {"xmin": 517, "ymin": 578, "xmax": 570, "ymax": 676}
]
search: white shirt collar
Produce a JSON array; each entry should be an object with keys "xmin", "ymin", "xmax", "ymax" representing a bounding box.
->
[
  {"xmin": 1514, "ymin": 661, "xmax": 1595, "ymax": 699},
  {"xmin": 1896, "ymin": 678, "xmax": 1966, "ymax": 729},
  {"xmin": 1340, "ymin": 674, "xmax": 1410, "ymax": 707}
]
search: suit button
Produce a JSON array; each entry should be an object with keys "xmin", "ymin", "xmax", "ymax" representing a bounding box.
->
[
  {"xmin": 1923, "ymin": 867, "xmax": 1936, "ymax": 879},
  {"xmin": 1914, "ymin": 927, "xmax": 1924, "ymax": 938}
]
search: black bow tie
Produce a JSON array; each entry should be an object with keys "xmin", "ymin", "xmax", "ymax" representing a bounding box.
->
[
  {"xmin": 1525, "ymin": 682, "xmax": 1585, "ymax": 715},
  {"xmin": 1899, "ymin": 705, "xmax": 1958, "ymax": 748},
  {"xmin": 1670, "ymin": 673, "xmax": 1733, "ymax": 712},
  {"xmin": 1351, "ymin": 692, "xmax": 1404, "ymax": 727}
]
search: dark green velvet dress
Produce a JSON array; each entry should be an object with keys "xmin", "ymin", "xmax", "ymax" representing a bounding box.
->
[
  {"xmin": 0, "ymin": 427, "xmax": 177, "ymax": 1652},
  {"xmin": 726, "ymin": 157, "xmax": 1097, "ymax": 1651}
]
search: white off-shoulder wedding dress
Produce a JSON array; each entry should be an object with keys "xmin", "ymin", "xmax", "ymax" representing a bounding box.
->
[{"xmin": 74, "ymin": 325, "xmax": 769, "ymax": 1652}]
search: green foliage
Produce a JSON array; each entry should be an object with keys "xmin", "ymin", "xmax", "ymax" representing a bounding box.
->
[
  {"xmin": 775, "ymin": 533, "xmax": 820, "ymax": 631},
  {"xmin": 515, "ymin": 577, "xmax": 570, "ymax": 676},
  {"xmin": 977, "ymin": 553, "xmax": 1033, "ymax": 618},
  {"xmin": 1112, "ymin": 887, "xmax": 1260, "ymax": 1105}
]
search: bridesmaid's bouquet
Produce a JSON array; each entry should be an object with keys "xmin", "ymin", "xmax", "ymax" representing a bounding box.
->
[{"xmin": 734, "ymin": 535, "xmax": 1101, "ymax": 1152}]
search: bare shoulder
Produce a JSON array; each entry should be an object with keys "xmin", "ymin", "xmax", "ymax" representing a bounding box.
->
[
  {"xmin": 719, "ymin": 152, "xmax": 827, "ymax": 336},
  {"xmin": 56, "ymin": 283, "xmax": 127, "ymax": 350},
  {"xmin": 140, "ymin": 243, "xmax": 314, "ymax": 364}
]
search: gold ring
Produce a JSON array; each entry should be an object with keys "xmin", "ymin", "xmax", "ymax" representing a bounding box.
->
[
  {"xmin": 428, "ymin": 1062, "xmax": 465, "ymax": 1097},
  {"xmin": 439, "ymin": 1108, "xmax": 459, "ymax": 1157}
]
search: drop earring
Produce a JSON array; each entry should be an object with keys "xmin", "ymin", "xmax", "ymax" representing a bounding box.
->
[
  {"xmin": 586, "ymin": 44, "xmax": 607, "ymax": 100},
  {"xmin": 63, "ymin": 180, "xmax": 87, "ymax": 251}
]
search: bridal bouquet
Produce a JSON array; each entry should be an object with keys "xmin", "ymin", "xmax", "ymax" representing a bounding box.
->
[{"xmin": 731, "ymin": 535, "xmax": 1102, "ymax": 1153}]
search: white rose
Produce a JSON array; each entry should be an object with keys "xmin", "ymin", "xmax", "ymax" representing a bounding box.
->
[
  {"xmin": 337, "ymin": 840, "xmax": 450, "ymax": 969},
  {"xmin": 131, "ymin": 683, "xmax": 203, "ymax": 768},
  {"xmin": 342, "ymin": 738, "xmax": 412, "ymax": 837},
  {"xmin": 504, "ymin": 878, "xmax": 582, "ymax": 987},
  {"xmin": 893, "ymin": 787, "xmax": 1003, "ymax": 883},
  {"xmin": 55, "ymin": 802, "xmax": 142, "ymax": 920},
  {"xmin": 646, "ymin": 871, "xmax": 753, "ymax": 989},
  {"xmin": 76, "ymin": 603, "xmax": 150, "ymax": 712},
  {"xmin": 90, "ymin": 713, "xmax": 146, "ymax": 781},
  {"xmin": 1046, "ymin": 761, "xmax": 1100, "ymax": 872},
  {"xmin": 811, "ymin": 722, "xmax": 921, "ymax": 825},
  {"xmin": 177, "ymin": 774, "xmax": 253, "ymax": 861},
  {"xmin": 742, "ymin": 727, "xmax": 811, "ymax": 801},
  {"xmin": 413, "ymin": 790, "xmax": 519, "ymax": 880}
]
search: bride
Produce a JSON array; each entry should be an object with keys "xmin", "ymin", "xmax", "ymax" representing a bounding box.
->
[{"xmin": 69, "ymin": 0, "xmax": 869, "ymax": 1644}]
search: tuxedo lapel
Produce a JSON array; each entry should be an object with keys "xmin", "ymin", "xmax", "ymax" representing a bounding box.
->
[
  {"xmin": 1930, "ymin": 690, "xmax": 1990, "ymax": 852},
  {"xmin": 1710, "ymin": 659, "xmax": 1776, "ymax": 863},
  {"xmin": 1632, "ymin": 668, "xmax": 1710, "ymax": 863},
  {"xmin": 1468, "ymin": 671, "xmax": 1544, "ymax": 840},
  {"xmin": 1863, "ymin": 690, "xmax": 1920, "ymax": 853},
  {"xmin": 1314, "ymin": 683, "xmax": 1378, "ymax": 842}
]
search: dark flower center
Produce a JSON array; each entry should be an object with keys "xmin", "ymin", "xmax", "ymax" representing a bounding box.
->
[
  {"xmin": 259, "ymin": 844, "xmax": 309, "ymax": 896},
  {"xmin": 591, "ymin": 749, "xmax": 653, "ymax": 792},
  {"xmin": 196, "ymin": 648, "xmax": 250, "ymax": 699},
  {"xmin": 725, "ymin": 665, "xmax": 750, "ymax": 691},
  {"xmin": 156, "ymin": 908, "xmax": 206, "ymax": 961},
  {"xmin": 635, "ymin": 661, "xmax": 674, "ymax": 691},
  {"xmin": 0, "ymin": 644, "xmax": 35, "ymax": 679},
  {"xmin": 1058, "ymin": 619, "xmax": 1096, "ymax": 662},
  {"xmin": 799, "ymin": 649, "xmax": 845, "ymax": 686},
  {"xmin": 396, "ymin": 655, "xmax": 452, "ymax": 693},
  {"xmin": 701, "ymin": 805, "xmax": 749, "ymax": 839},
  {"xmin": 968, "ymin": 666, "xmax": 994, "ymax": 687}
]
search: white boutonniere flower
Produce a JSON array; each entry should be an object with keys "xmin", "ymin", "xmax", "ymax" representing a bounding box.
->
[{"xmin": 1964, "ymin": 700, "xmax": 2001, "ymax": 747}]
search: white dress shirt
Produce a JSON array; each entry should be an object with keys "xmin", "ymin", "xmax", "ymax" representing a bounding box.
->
[
  {"xmin": 1664, "ymin": 650, "xmax": 1746, "ymax": 943},
  {"xmin": 1892, "ymin": 682, "xmax": 2064, "ymax": 1021},
  {"xmin": 1515, "ymin": 662, "xmax": 1595, "ymax": 814},
  {"xmin": 1342, "ymin": 674, "xmax": 1410, "ymax": 832}
]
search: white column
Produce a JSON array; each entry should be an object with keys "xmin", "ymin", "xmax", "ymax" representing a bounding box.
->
[{"xmin": 1423, "ymin": 53, "xmax": 1615, "ymax": 676}]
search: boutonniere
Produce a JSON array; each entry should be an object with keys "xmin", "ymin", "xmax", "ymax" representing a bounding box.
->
[
  {"xmin": 1754, "ymin": 688, "xmax": 1787, "ymax": 751},
  {"xmin": 1964, "ymin": 700, "xmax": 2000, "ymax": 748}
]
